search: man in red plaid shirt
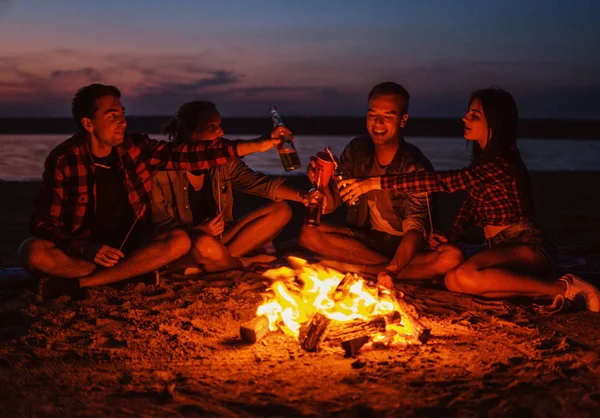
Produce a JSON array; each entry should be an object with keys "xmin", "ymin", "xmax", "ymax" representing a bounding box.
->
[{"xmin": 20, "ymin": 84, "xmax": 280, "ymax": 298}]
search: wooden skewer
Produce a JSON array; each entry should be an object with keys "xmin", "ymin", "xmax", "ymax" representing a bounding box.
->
[
  {"xmin": 119, "ymin": 204, "xmax": 146, "ymax": 251},
  {"xmin": 216, "ymin": 170, "xmax": 223, "ymax": 240}
]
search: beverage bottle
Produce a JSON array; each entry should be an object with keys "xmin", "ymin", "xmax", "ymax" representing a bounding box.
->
[
  {"xmin": 270, "ymin": 106, "xmax": 301, "ymax": 172},
  {"xmin": 304, "ymin": 165, "xmax": 326, "ymax": 228},
  {"xmin": 324, "ymin": 147, "xmax": 359, "ymax": 206}
]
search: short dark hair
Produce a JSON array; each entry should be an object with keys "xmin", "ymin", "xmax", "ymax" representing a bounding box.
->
[
  {"xmin": 368, "ymin": 82, "xmax": 410, "ymax": 114},
  {"xmin": 72, "ymin": 84, "xmax": 121, "ymax": 130},
  {"xmin": 161, "ymin": 101, "xmax": 218, "ymax": 143}
]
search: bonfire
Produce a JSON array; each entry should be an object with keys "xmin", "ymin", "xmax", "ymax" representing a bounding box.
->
[{"xmin": 240, "ymin": 257, "xmax": 430, "ymax": 355}]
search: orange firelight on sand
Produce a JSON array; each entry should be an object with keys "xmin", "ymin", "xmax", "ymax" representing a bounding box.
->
[{"xmin": 254, "ymin": 257, "xmax": 423, "ymax": 349}]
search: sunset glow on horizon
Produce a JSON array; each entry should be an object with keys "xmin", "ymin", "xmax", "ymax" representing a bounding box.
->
[{"xmin": 1, "ymin": 0, "xmax": 599, "ymax": 119}]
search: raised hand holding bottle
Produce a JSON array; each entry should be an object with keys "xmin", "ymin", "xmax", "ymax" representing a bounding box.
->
[{"xmin": 270, "ymin": 106, "xmax": 301, "ymax": 172}]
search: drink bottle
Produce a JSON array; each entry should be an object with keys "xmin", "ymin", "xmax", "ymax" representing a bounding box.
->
[
  {"xmin": 304, "ymin": 165, "xmax": 326, "ymax": 227},
  {"xmin": 324, "ymin": 147, "xmax": 359, "ymax": 206},
  {"xmin": 270, "ymin": 106, "xmax": 301, "ymax": 172}
]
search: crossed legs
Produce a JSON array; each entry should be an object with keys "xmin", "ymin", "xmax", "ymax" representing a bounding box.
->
[
  {"xmin": 299, "ymin": 223, "xmax": 464, "ymax": 280},
  {"xmin": 172, "ymin": 201, "xmax": 292, "ymax": 273},
  {"xmin": 20, "ymin": 229, "xmax": 192, "ymax": 287}
]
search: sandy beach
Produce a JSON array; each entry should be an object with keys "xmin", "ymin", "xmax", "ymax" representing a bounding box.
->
[{"xmin": 1, "ymin": 173, "xmax": 600, "ymax": 416}]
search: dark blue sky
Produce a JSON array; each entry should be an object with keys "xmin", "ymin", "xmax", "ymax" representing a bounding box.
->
[{"xmin": 1, "ymin": 0, "xmax": 598, "ymax": 118}]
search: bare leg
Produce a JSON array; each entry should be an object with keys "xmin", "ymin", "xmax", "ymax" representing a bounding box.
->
[
  {"xmin": 385, "ymin": 243, "xmax": 464, "ymax": 279},
  {"xmin": 79, "ymin": 229, "xmax": 191, "ymax": 288},
  {"xmin": 19, "ymin": 238, "xmax": 96, "ymax": 278},
  {"xmin": 326, "ymin": 243, "xmax": 464, "ymax": 280},
  {"xmin": 222, "ymin": 201, "xmax": 292, "ymax": 258},
  {"xmin": 299, "ymin": 223, "xmax": 389, "ymax": 265},
  {"xmin": 188, "ymin": 233, "xmax": 242, "ymax": 273},
  {"xmin": 444, "ymin": 244, "xmax": 564, "ymax": 298}
]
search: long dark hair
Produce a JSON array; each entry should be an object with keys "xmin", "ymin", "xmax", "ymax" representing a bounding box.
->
[
  {"xmin": 161, "ymin": 101, "xmax": 218, "ymax": 143},
  {"xmin": 469, "ymin": 88, "xmax": 518, "ymax": 164}
]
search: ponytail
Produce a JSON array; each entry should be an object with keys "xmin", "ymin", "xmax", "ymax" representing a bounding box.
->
[{"xmin": 161, "ymin": 117, "xmax": 179, "ymax": 142}]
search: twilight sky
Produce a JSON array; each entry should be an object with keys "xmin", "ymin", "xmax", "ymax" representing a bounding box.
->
[{"xmin": 1, "ymin": 0, "xmax": 599, "ymax": 118}]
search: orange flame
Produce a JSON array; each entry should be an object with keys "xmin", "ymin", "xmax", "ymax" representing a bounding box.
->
[{"xmin": 256, "ymin": 257, "xmax": 414, "ymax": 344}]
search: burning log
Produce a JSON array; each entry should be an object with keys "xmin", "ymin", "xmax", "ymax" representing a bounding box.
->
[
  {"xmin": 324, "ymin": 312, "xmax": 399, "ymax": 345},
  {"xmin": 394, "ymin": 295, "xmax": 430, "ymax": 344},
  {"xmin": 300, "ymin": 312, "xmax": 331, "ymax": 352},
  {"xmin": 326, "ymin": 311, "xmax": 401, "ymax": 356},
  {"xmin": 302, "ymin": 311, "xmax": 402, "ymax": 353},
  {"xmin": 332, "ymin": 273, "xmax": 356, "ymax": 301},
  {"xmin": 300, "ymin": 273, "xmax": 357, "ymax": 351},
  {"xmin": 240, "ymin": 314, "xmax": 271, "ymax": 344}
]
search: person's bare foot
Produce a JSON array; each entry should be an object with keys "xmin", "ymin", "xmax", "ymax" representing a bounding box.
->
[{"xmin": 240, "ymin": 254, "xmax": 277, "ymax": 269}]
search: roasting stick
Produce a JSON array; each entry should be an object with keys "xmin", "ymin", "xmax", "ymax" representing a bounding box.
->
[
  {"xmin": 425, "ymin": 193, "xmax": 434, "ymax": 233},
  {"xmin": 216, "ymin": 171, "xmax": 223, "ymax": 240},
  {"xmin": 119, "ymin": 204, "xmax": 146, "ymax": 251}
]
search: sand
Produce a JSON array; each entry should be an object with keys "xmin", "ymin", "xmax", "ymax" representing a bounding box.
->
[{"xmin": 1, "ymin": 173, "xmax": 600, "ymax": 417}]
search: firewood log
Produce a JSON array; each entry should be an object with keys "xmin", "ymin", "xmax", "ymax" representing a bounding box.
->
[
  {"xmin": 300, "ymin": 273, "xmax": 361, "ymax": 351},
  {"xmin": 240, "ymin": 315, "xmax": 270, "ymax": 344},
  {"xmin": 332, "ymin": 273, "xmax": 357, "ymax": 301},
  {"xmin": 394, "ymin": 296, "xmax": 431, "ymax": 344},
  {"xmin": 300, "ymin": 312, "xmax": 331, "ymax": 351},
  {"xmin": 324, "ymin": 315, "xmax": 387, "ymax": 345}
]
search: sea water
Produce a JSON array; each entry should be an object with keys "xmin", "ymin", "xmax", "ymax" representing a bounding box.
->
[{"xmin": 1, "ymin": 134, "xmax": 600, "ymax": 180}]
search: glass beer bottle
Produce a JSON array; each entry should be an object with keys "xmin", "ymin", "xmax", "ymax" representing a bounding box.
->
[
  {"xmin": 270, "ymin": 106, "xmax": 301, "ymax": 172},
  {"xmin": 304, "ymin": 165, "xmax": 326, "ymax": 228}
]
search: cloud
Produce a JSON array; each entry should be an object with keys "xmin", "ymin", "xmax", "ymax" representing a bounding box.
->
[
  {"xmin": 136, "ymin": 69, "xmax": 242, "ymax": 95},
  {"xmin": 0, "ymin": 50, "xmax": 599, "ymax": 118},
  {"xmin": 51, "ymin": 67, "xmax": 102, "ymax": 81}
]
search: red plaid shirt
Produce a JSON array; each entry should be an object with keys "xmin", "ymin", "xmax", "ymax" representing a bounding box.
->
[
  {"xmin": 31, "ymin": 132, "xmax": 238, "ymax": 255},
  {"xmin": 380, "ymin": 156, "xmax": 534, "ymax": 241}
]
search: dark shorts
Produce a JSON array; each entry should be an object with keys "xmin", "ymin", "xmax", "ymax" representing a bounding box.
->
[
  {"xmin": 346, "ymin": 227, "xmax": 403, "ymax": 258},
  {"xmin": 485, "ymin": 219, "xmax": 557, "ymax": 268}
]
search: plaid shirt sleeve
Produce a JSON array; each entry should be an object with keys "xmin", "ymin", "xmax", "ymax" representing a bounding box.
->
[
  {"xmin": 402, "ymin": 165, "xmax": 430, "ymax": 238},
  {"xmin": 142, "ymin": 136, "xmax": 238, "ymax": 171},
  {"xmin": 447, "ymin": 194, "xmax": 477, "ymax": 242},
  {"xmin": 380, "ymin": 158, "xmax": 511, "ymax": 193},
  {"xmin": 30, "ymin": 152, "xmax": 86, "ymax": 255}
]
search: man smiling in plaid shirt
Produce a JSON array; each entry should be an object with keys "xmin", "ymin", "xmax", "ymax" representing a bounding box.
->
[{"xmin": 20, "ymin": 84, "xmax": 279, "ymax": 298}]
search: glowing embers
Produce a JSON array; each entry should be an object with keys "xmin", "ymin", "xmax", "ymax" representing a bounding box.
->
[{"xmin": 240, "ymin": 257, "xmax": 430, "ymax": 355}]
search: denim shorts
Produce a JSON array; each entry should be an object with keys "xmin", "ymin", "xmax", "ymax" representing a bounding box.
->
[{"xmin": 486, "ymin": 219, "xmax": 557, "ymax": 267}]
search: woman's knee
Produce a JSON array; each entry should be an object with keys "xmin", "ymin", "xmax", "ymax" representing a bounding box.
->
[
  {"xmin": 444, "ymin": 268, "xmax": 459, "ymax": 292},
  {"xmin": 451, "ymin": 263, "xmax": 485, "ymax": 295}
]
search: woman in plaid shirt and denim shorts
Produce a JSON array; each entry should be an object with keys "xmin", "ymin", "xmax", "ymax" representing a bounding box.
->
[{"xmin": 340, "ymin": 88, "xmax": 600, "ymax": 312}]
